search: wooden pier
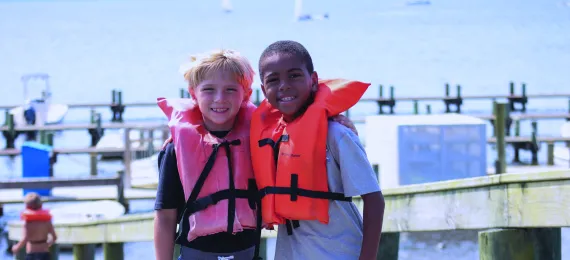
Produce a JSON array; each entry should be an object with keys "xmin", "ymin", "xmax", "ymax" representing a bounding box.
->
[{"xmin": 6, "ymin": 168, "xmax": 569, "ymax": 260}]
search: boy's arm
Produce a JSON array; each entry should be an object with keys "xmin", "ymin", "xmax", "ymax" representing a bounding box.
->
[
  {"xmin": 154, "ymin": 143, "xmax": 185, "ymax": 260},
  {"xmin": 360, "ymin": 191, "xmax": 385, "ymax": 260},
  {"xmin": 48, "ymin": 222, "xmax": 57, "ymax": 246},
  {"xmin": 329, "ymin": 123, "xmax": 384, "ymax": 260},
  {"xmin": 154, "ymin": 209, "xmax": 178, "ymax": 260},
  {"xmin": 11, "ymin": 223, "xmax": 28, "ymax": 253}
]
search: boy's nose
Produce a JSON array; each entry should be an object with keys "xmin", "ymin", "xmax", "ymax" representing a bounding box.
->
[{"xmin": 278, "ymin": 81, "xmax": 291, "ymax": 91}]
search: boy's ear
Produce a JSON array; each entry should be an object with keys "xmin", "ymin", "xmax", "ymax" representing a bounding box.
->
[
  {"xmin": 310, "ymin": 71, "xmax": 319, "ymax": 91},
  {"xmin": 188, "ymin": 86, "xmax": 197, "ymax": 101}
]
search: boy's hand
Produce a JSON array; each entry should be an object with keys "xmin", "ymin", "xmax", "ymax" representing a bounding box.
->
[
  {"xmin": 331, "ymin": 114, "xmax": 358, "ymax": 136},
  {"xmin": 161, "ymin": 136, "xmax": 173, "ymax": 150},
  {"xmin": 11, "ymin": 245, "xmax": 19, "ymax": 254}
]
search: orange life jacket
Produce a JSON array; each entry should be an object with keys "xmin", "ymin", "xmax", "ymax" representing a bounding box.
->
[
  {"xmin": 250, "ymin": 79, "xmax": 370, "ymax": 233},
  {"xmin": 21, "ymin": 208, "xmax": 52, "ymax": 222},
  {"xmin": 157, "ymin": 98, "xmax": 259, "ymax": 245}
]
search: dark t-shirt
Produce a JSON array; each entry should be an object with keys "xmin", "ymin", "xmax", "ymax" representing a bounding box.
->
[{"xmin": 153, "ymin": 131, "xmax": 256, "ymax": 253}]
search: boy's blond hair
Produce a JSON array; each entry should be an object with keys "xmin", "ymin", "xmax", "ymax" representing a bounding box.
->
[
  {"xmin": 24, "ymin": 192, "xmax": 42, "ymax": 210},
  {"xmin": 180, "ymin": 49, "xmax": 254, "ymax": 101}
]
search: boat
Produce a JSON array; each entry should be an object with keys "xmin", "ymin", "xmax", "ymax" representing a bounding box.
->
[
  {"xmin": 95, "ymin": 128, "xmax": 163, "ymax": 160},
  {"xmin": 9, "ymin": 73, "xmax": 68, "ymax": 131},
  {"xmin": 222, "ymin": 0, "xmax": 232, "ymax": 13},
  {"xmin": 294, "ymin": 0, "xmax": 329, "ymax": 21},
  {"xmin": 130, "ymin": 152, "xmax": 160, "ymax": 189}
]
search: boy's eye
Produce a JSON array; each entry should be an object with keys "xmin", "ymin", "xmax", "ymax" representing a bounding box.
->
[
  {"xmin": 227, "ymin": 88, "xmax": 237, "ymax": 92},
  {"xmin": 202, "ymin": 88, "xmax": 214, "ymax": 92},
  {"xmin": 289, "ymin": 73, "xmax": 302, "ymax": 79}
]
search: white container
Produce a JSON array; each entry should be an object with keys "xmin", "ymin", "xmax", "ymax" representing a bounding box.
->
[{"xmin": 365, "ymin": 113, "xmax": 487, "ymax": 189}]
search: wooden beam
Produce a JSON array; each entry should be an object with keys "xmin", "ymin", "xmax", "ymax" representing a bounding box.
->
[
  {"xmin": 8, "ymin": 170, "xmax": 570, "ymax": 244},
  {"xmin": 0, "ymin": 176, "xmax": 120, "ymax": 189}
]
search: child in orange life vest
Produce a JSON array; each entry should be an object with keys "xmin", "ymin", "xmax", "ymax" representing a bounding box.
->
[
  {"xmin": 12, "ymin": 192, "xmax": 57, "ymax": 260},
  {"xmin": 251, "ymin": 40, "xmax": 385, "ymax": 260},
  {"xmin": 154, "ymin": 49, "xmax": 359, "ymax": 260}
]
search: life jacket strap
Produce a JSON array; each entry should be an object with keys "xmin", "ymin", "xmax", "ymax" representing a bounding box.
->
[{"xmin": 176, "ymin": 139, "xmax": 248, "ymax": 245}]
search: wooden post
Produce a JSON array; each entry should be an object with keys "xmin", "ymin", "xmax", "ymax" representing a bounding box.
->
[
  {"xmin": 547, "ymin": 143, "xmax": 555, "ymax": 166},
  {"xmin": 73, "ymin": 244, "xmax": 96, "ymax": 260},
  {"xmin": 426, "ymin": 105, "xmax": 431, "ymax": 114},
  {"xmin": 46, "ymin": 131, "xmax": 54, "ymax": 146},
  {"xmin": 90, "ymin": 152, "xmax": 97, "ymax": 176},
  {"xmin": 123, "ymin": 128, "xmax": 132, "ymax": 190},
  {"xmin": 377, "ymin": 232, "xmax": 399, "ymax": 260},
  {"xmin": 14, "ymin": 247, "xmax": 25, "ymax": 260},
  {"xmin": 378, "ymin": 85, "xmax": 384, "ymax": 115},
  {"xmin": 259, "ymin": 237, "xmax": 268, "ymax": 260},
  {"xmin": 531, "ymin": 121, "xmax": 539, "ymax": 166},
  {"xmin": 255, "ymin": 89, "xmax": 261, "ymax": 106},
  {"xmin": 173, "ymin": 244, "xmax": 181, "ymax": 260},
  {"xmin": 117, "ymin": 170, "xmax": 129, "ymax": 212},
  {"xmin": 413, "ymin": 101, "xmax": 418, "ymax": 115},
  {"xmin": 50, "ymin": 244, "xmax": 60, "ymax": 260},
  {"xmin": 479, "ymin": 228, "xmax": 561, "ymax": 260},
  {"xmin": 103, "ymin": 243, "xmax": 124, "ymax": 260},
  {"xmin": 494, "ymin": 102, "xmax": 507, "ymax": 174}
]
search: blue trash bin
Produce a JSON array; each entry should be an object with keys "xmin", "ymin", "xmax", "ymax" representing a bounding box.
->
[{"xmin": 22, "ymin": 141, "xmax": 53, "ymax": 196}]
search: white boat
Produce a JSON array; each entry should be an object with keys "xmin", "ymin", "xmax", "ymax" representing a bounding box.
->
[
  {"xmin": 553, "ymin": 122, "xmax": 570, "ymax": 163},
  {"xmin": 48, "ymin": 200, "xmax": 126, "ymax": 224},
  {"xmin": 9, "ymin": 73, "xmax": 68, "ymax": 128},
  {"xmin": 130, "ymin": 152, "xmax": 160, "ymax": 189},
  {"xmin": 95, "ymin": 128, "xmax": 163, "ymax": 160}
]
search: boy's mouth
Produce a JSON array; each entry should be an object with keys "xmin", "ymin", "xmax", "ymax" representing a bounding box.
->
[
  {"xmin": 278, "ymin": 96, "xmax": 296, "ymax": 103},
  {"xmin": 211, "ymin": 108, "xmax": 229, "ymax": 113}
]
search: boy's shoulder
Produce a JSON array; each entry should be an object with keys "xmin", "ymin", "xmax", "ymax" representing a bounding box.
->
[{"xmin": 326, "ymin": 120, "xmax": 358, "ymax": 144}]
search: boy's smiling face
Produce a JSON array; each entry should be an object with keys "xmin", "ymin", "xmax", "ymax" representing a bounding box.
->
[
  {"xmin": 260, "ymin": 52, "xmax": 318, "ymax": 121},
  {"xmin": 191, "ymin": 69, "xmax": 245, "ymax": 131}
]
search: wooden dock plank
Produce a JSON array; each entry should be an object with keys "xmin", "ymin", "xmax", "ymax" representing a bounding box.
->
[
  {"xmin": 0, "ymin": 121, "xmax": 167, "ymax": 132},
  {"xmin": 359, "ymin": 93, "xmax": 570, "ymax": 102},
  {"xmin": 0, "ymin": 146, "xmax": 150, "ymax": 156},
  {"xmin": 0, "ymin": 186, "xmax": 156, "ymax": 204},
  {"xmin": 0, "ymin": 176, "xmax": 120, "ymax": 189}
]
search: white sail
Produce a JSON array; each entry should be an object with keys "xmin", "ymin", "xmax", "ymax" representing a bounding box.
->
[
  {"xmin": 222, "ymin": 0, "xmax": 232, "ymax": 12},
  {"xmin": 294, "ymin": 0, "xmax": 303, "ymax": 19}
]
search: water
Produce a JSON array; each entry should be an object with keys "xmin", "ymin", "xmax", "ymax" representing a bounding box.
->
[{"xmin": 1, "ymin": 0, "xmax": 570, "ymax": 259}]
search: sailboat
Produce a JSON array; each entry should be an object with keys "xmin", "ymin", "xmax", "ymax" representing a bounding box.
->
[
  {"xmin": 9, "ymin": 73, "xmax": 68, "ymax": 130},
  {"xmin": 294, "ymin": 0, "xmax": 329, "ymax": 21},
  {"xmin": 222, "ymin": 0, "xmax": 232, "ymax": 13}
]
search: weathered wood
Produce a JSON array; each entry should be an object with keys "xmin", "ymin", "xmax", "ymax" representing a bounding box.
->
[
  {"xmin": 487, "ymin": 136, "xmax": 570, "ymax": 144},
  {"xmin": 376, "ymin": 232, "xmax": 399, "ymax": 260},
  {"xmin": 0, "ymin": 121, "xmax": 167, "ymax": 132},
  {"xmin": 103, "ymin": 243, "xmax": 124, "ymax": 260},
  {"xmin": 360, "ymin": 93, "xmax": 570, "ymax": 102},
  {"xmin": 0, "ymin": 185, "xmax": 157, "ymax": 204},
  {"xmin": 0, "ymin": 175, "xmax": 121, "ymax": 189},
  {"xmin": 494, "ymin": 102, "xmax": 507, "ymax": 173},
  {"xmin": 0, "ymin": 146, "xmax": 149, "ymax": 156},
  {"xmin": 359, "ymin": 170, "xmax": 570, "ymax": 232},
  {"xmin": 479, "ymin": 228, "xmax": 561, "ymax": 260},
  {"xmin": 73, "ymin": 244, "xmax": 95, "ymax": 260}
]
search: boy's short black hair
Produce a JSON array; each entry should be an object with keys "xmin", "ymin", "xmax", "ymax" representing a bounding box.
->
[{"xmin": 258, "ymin": 40, "xmax": 314, "ymax": 79}]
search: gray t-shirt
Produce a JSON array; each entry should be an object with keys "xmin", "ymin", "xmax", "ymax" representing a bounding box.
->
[{"xmin": 274, "ymin": 121, "xmax": 382, "ymax": 260}]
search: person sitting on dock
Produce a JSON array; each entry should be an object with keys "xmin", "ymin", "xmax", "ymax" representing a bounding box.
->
[{"xmin": 12, "ymin": 192, "xmax": 57, "ymax": 260}]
